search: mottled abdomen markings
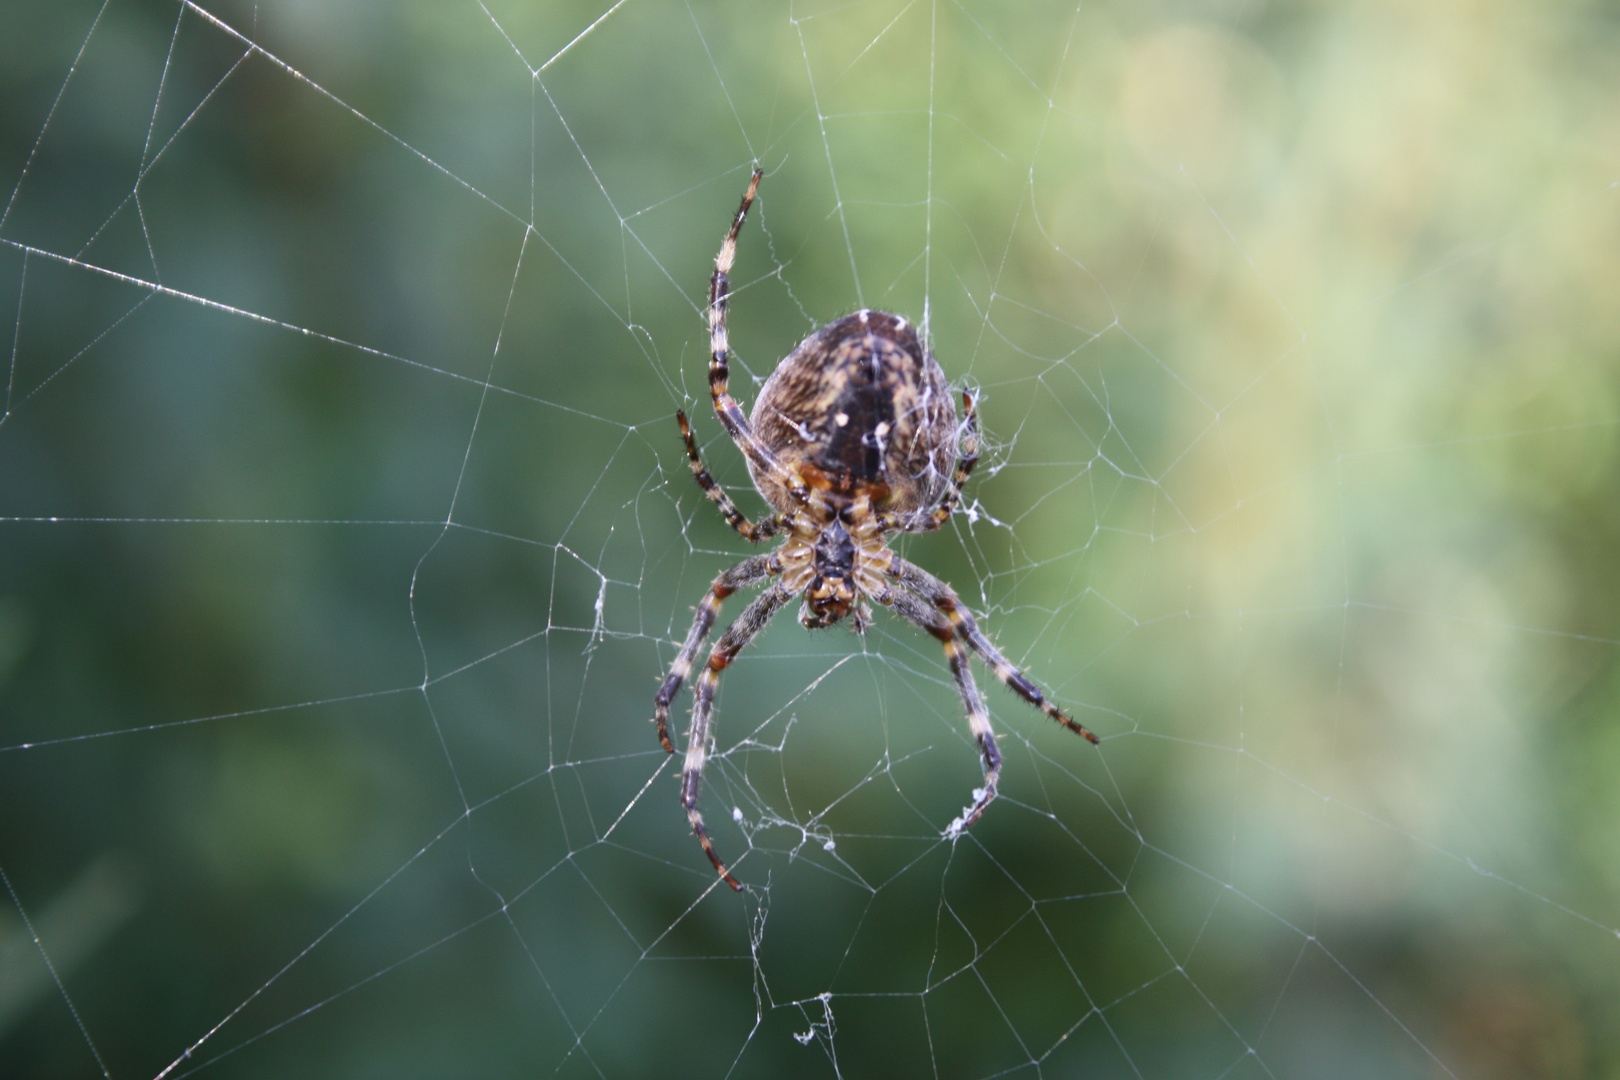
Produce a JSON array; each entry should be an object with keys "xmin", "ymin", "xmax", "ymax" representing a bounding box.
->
[{"xmin": 747, "ymin": 310, "xmax": 956, "ymax": 517}]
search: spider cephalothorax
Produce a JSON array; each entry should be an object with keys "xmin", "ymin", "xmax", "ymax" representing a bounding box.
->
[
  {"xmin": 801, "ymin": 517, "xmax": 858, "ymax": 629},
  {"xmin": 655, "ymin": 168, "xmax": 1099, "ymax": 890}
]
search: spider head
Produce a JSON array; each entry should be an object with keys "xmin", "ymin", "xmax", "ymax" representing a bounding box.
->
[{"xmin": 801, "ymin": 519, "xmax": 858, "ymax": 629}]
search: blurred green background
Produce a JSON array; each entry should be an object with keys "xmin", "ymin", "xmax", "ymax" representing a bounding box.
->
[{"xmin": 2, "ymin": 0, "xmax": 1618, "ymax": 1076}]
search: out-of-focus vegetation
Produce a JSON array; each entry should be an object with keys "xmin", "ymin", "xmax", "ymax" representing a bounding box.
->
[{"xmin": 2, "ymin": 0, "xmax": 1617, "ymax": 1076}]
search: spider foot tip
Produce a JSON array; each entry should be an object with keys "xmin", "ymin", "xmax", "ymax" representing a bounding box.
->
[{"xmin": 943, "ymin": 789, "xmax": 991, "ymax": 840}]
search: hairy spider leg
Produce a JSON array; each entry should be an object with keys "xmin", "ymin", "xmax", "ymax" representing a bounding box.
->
[
  {"xmin": 675, "ymin": 409, "xmax": 782, "ymax": 543},
  {"xmin": 894, "ymin": 558, "xmax": 1100, "ymax": 746},
  {"xmin": 654, "ymin": 554, "xmax": 776, "ymax": 753},
  {"xmin": 682, "ymin": 584, "xmax": 795, "ymax": 890},
  {"xmin": 706, "ymin": 168, "xmax": 808, "ymax": 502},
  {"xmin": 890, "ymin": 589, "xmax": 1001, "ymax": 831},
  {"xmin": 888, "ymin": 389, "xmax": 980, "ymax": 534},
  {"xmin": 922, "ymin": 389, "xmax": 981, "ymax": 529}
]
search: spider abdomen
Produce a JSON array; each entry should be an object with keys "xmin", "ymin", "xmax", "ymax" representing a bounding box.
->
[{"xmin": 748, "ymin": 310, "xmax": 956, "ymax": 515}]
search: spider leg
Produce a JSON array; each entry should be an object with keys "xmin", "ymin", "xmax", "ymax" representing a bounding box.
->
[
  {"xmin": 889, "ymin": 588, "xmax": 1001, "ymax": 835},
  {"xmin": 904, "ymin": 389, "xmax": 980, "ymax": 534},
  {"xmin": 683, "ymin": 583, "xmax": 794, "ymax": 890},
  {"xmin": 675, "ymin": 410, "xmax": 783, "ymax": 542},
  {"xmin": 654, "ymin": 554, "xmax": 776, "ymax": 753},
  {"xmin": 892, "ymin": 557, "xmax": 1099, "ymax": 745},
  {"xmin": 706, "ymin": 168, "xmax": 810, "ymax": 503}
]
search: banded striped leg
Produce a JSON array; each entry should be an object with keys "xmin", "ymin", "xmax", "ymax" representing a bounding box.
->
[
  {"xmin": 654, "ymin": 554, "xmax": 775, "ymax": 753},
  {"xmin": 683, "ymin": 584, "xmax": 793, "ymax": 889},
  {"xmin": 905, "ymin": 390, "xmax": 981, "ymax": 534},
  {"xmin": 675, "ymin": 410, "xmax": 782, "ymax": 542},
  {"xmin": 890, "ymin": 589, "xmax": 1001, "ymax": 836},
  {"xmin": 893, "ymin": 558, "xmax": 1100, "ymax": 746},
  {"xmin": 706, "ymin": 168, "xmax": 807, "ymax": 501}
]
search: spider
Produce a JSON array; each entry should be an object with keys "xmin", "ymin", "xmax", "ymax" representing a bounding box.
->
[{"xmin": 656, "ymin": 167, "xmax": 1099, "ymax": 890}]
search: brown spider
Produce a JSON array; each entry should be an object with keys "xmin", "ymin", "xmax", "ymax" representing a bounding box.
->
[{"xmin": 656, "ymin": 168, "xmax": 1099, "ymax": 889}]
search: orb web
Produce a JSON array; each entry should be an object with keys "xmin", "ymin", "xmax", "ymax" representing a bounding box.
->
[{"xmin": 1, "ymin": 2, "xmax": 1616, "ymax": 1078}]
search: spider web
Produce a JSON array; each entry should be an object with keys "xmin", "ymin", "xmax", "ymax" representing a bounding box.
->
[{"xmin": 2, "ymin": 0, "xmax": 1618, "ymax": 1077}]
